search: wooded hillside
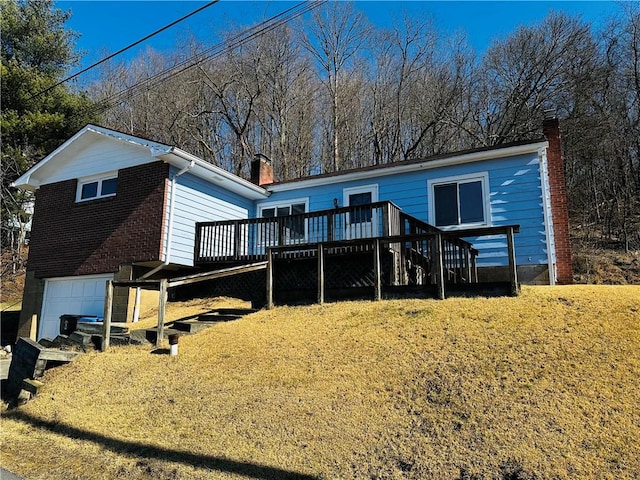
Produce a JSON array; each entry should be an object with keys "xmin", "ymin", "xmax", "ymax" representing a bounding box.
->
[{"xmin": 92, "ymin": 3, "xmax": 639, "ymax": 252}]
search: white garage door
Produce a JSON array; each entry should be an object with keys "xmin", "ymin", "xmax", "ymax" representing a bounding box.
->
[{"xmin": 40, "ymin": 274, "xmax": 113, "ymax": 340}]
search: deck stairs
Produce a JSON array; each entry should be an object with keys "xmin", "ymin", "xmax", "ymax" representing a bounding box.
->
[{"xmin": 139, "ymin": 307, "xmax": 258, "ymax": 343}]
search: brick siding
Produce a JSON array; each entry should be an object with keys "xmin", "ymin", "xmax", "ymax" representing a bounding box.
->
[
  {"xmin": 543, "ymin": 118, "xmax": 573, "ymax": 284},
  {"xmin": 27, "ymin": 162, "xmax": 169, "ymax": 278}
]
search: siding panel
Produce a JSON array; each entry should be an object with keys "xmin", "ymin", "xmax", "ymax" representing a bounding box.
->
[
  {"xmin": 263, "ymin": 152, "xmax": 547, "ymax": 268},
  {"xmin": 167, "ymin": 169, "xmax": 253, "ymax": 266}
]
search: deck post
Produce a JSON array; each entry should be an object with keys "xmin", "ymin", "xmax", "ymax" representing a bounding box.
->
[
  {"xmin": 233, "ymin": 220, "xmax": 241, "ymax": 259},
  {"xmin": 317, "ymin": 243, "xmax": 325, "ymax": 304},
  {"xmin": 157, "ymin": 279, "xmax": 168, "ymax": 347},
  {"xmin": 464, "ymin": 245, "xmax": 472, "ymax": 283},
  {"xmin": 373, "ymin": 238, "xmax": 382, "ymax": 301},
  {"xmin": 101, "ymin": 280, "xmax": 114, "ymax": 351},
  {"xmin": 434, "ymin": 234, "xmax": 445, "ymax": 299},
  {"xmin": 507, "ymin": 227, "xmax": 519, "ymax": 295},
  {"xmin": 471, "ymin": 250, "xmax": 478, "ymax": 283},
  {"xmin": 266, "ymin": 247, "xmax": 274, "ymax": 309}
]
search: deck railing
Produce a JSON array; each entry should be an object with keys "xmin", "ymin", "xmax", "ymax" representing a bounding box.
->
[
  {"xmin": 193, "ymin": 203, "xmax": 522, "ymax": 296},
  {"xmin": 195, "ymin": 201, "xmax": 404, "ymax": 264}
]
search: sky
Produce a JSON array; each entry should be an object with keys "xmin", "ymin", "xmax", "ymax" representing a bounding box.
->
[{"xmin": 56, "ymin": 1, "xmax": 626, "ymax": 83}]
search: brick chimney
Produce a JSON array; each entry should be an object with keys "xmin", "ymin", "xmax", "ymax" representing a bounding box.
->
[
  {"xmin": 543, "ymin": 110, "xmax": 573, "ymax": 284},
  {"xmin": 251, "ymin": 153, "xmax": 274, "ymax": 186}
]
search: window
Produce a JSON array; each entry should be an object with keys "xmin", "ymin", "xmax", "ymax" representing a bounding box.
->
[
  {"xmin": 348, "ymin": 192, "xmax": 372, "ymax": 224},
  {"xmin": 258, "ymin": 199, "xmax": 308, "ymax": 245},
  {"xmin": 343, "ymin": 185, "xmax": 378, "ymax": 239},
  {"xmin": 428, "ymin": 173, "xmax": 489, "ymax": 228},
  {"xmin": 77, "ymin": 173, "xmax": 118, "ymax": 202}
]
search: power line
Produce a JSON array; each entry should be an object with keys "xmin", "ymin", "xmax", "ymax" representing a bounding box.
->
[
  {"xmin": 28, "ymin": 0, "xmax": 219, "ymax": 100},
  {"xmin": 94, "ymin": 1, "xmax": 325, "ymax": 113}
]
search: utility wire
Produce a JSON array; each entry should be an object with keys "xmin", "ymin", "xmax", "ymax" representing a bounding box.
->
[
  {"xmin": 95, "ymin": 1, "xmax": 325, "ymax": 113},
  {"xmin": 28, "ymin": 0, "xmax": 220, "ymax": 100}
]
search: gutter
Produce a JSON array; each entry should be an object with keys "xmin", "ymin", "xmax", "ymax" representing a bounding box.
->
[{"xmin": 139, "ymin": 158, "xmax": 195, "ymax": 279}]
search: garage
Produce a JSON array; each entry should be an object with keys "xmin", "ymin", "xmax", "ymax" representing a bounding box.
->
[{"xmin": 39, "ymin": 274, "xmax": 113, "ymax": 340}]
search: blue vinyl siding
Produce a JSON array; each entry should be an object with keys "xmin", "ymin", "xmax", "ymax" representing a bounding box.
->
[
  {"xmin": 263, "ymin": 152, "xmax": 547, "ymax": 267},
  {"xmin": 167, "ymin": 168, "xmax": 252, "ymax": 266}
]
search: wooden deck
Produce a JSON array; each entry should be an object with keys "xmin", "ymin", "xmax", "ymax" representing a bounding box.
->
[
  {"xmin": 193, "ymin": 202, "xmax": 519, "ymax": 304},
  {"xmin": 101, "ymin": 204, "xmax": 520, "ymax": 350}
]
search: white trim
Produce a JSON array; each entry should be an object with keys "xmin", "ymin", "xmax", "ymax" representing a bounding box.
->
[
  {"xmin": 269, "ymin": 142, "xmax": 548, "ymax": 193},
  {"xmin": 257, "ymin": 197, "xmax": 309, "ymax": 215},
  {"xmin": 12, "ymin": 125, "xmax": 171, "ymax": 191},
  {"xmin": 427, "ymin": 172, "xmax": 490, "ymax": 229},
  {"xmin": 75, "ymin": 171, "xmax": 118, "ymax": 202},
  {"xmin": 12, "ymin": 124, "xmax": 270, "ymax": 201},
  {"xmin": 538, "ymin": 147, "xmax": 556, "ymax": 285},
  {"xmin": 343, "ymin": 184, "xmax": 379, "ymax": 238},
  {"xmin": 157, "ymin": 148, "xmax": 269, "ymax": 200},
  {"xmin": 342, "ymin": 184, "xmax": 379, "ymax": 206}
]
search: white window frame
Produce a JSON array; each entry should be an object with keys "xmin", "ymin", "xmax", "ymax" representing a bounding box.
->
[
  {"xmin": 427, "ymin": 172, "xmax": 491, "ymax": 229},
  {"xmin": 76, "ymin": 171, "xmax": 118, "ymax": 202},
  {"xmin": 257, "ymin": 197, "xmax": 309, "ymax": 246}
]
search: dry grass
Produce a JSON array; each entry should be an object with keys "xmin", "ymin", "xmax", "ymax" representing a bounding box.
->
[{"xmin": 1, "ymin": 286, "xmax": 639, "ymax": 479}]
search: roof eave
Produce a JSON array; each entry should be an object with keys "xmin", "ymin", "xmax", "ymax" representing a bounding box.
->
[
  {"xmin": 157, "ymin": 147, "xmax": 270, "ymax": 200},
  {"xmin": 268, "ymin": 141, "xmax": 549, "ymax": 193}
]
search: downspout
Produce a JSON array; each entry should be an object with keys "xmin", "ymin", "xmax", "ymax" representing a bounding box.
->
[
  {"xmin": 140, "ymin": 158, "xmax": 195, "ymax": 279},
  {"xmin": 538, "ymin": 147, "xmax": 557, "ymax": 285}
]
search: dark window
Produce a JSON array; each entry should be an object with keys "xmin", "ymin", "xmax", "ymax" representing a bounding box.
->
[
  {"xmin": 459, "ymin": 181, "xmax": 484, "ymax": 223},
  {"xmin": 101, "ymin": 177, "xmax": 118, "ymax": 196},
  {"xmin": 434, "ymin": 183, "xmax": 458, "ymax": 227},
  {"xmin": 261, "ymin": 203, "xmax": 307, "ymax": 243},
  {"xmin": 433, "ymin": 180, "xmax": 485, "ymax": 227},
  {"xmin": 81, "ymin": 182, "xmax": 99, "ymax": 200},
  {"xmin": 349, "ymin": 192, "xmax": 372, "ymax": 224}
]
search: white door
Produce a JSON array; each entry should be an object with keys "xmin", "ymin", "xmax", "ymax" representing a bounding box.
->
[
  {"xmin": 343, "ymin": 185, "xmax": 379, "ymax": 240},
  {"xmin": 40, "ymin": 274, "xmax": 113, "ymax": 340}
]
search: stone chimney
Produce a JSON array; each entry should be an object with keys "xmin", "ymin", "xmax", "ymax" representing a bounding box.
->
[
  {"xmin": 250, "ymin": 153, "xmax": 274, "ymax": 186},
  {"xmin": 543, "ymin": 110, "xmax": 573, "ymax": 284}
]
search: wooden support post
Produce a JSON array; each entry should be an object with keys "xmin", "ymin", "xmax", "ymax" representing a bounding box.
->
[
  {"xmin": 472, "ymin": 253, "xmax": 478, "ymax": 283},
  {"xmin": 373, "ymin": 238, "xmax": 382, "ymax": 301},
  {"xmin": 266, "ymin": 248, "xmax": 274, "ymax": 309},
  {"xmin": 464, "ymin": 246, "xmax": 472, "ymax": 283},
  {"xmin": 156, "ymin": 279, "xmax": 168, "ymax": 347},
  {"xmin": 102, "ymin": 280, "xmax": 114, "ymax": 351},
  {"xmin": 317, "ymin": 243, "xmax": 325, "ymax": 304},
  {"xmin": 507, "ymin": 227, "xmax": 519, "ymax": 295},
  {"xmin": 434, "ymin": 234, "xmax": 445, "ymax": 299},
  {"xmin": 233, "ymin": 220, "xmax": 241, "ymax": 258}
]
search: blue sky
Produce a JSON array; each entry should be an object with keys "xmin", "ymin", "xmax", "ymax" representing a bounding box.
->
[{"xmin": 57, "ymin": 1, "xmax": 625, "ymax": 80}]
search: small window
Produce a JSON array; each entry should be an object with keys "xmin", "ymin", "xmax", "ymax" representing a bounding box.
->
[
  {"xmin": 429, "ymin": 174, "xmax": 489, "ymax": 228},
  {"xmin": 258, "ymin": 199, "xmax": 308, "ymax": 245},
  {"xmin": 77, "ymin": 173, "xmax": 118, "ymax": 202},
  {"xmin": 348, "ymin": 192, "xmax": 373, "ymax": 224}
]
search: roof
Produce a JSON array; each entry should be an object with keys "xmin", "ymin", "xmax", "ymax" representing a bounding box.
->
[
  {"xmin": 12, "ymin": 125, "xmax": 269, "ymax": 200},
  {"xmin": 267, "ymin": 138, "xmax": 548, "ymax": 192}
]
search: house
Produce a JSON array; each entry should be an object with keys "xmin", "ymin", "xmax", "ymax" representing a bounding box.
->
[{"xmin": 12, "ymin": 116, "xmax": 571, "ymax": 340}]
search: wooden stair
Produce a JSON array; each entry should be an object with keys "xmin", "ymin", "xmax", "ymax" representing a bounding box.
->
[{"xmin": 142, "ymin": 307, "xmax": 258, "ymax": 342}]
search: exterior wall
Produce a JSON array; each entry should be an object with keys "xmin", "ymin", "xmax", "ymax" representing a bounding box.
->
[
  {"xmin": 165, "ymin": 168, "xmax": 253, "ymax": 266},
  {"xmin": 30, "ymin": 132, "xmax": 159, "ymax": 186},
  {"xmin": 261, "ymin": 151, "xmax": 549, "ymax": 273},
  {"xmin": 27, "ymin": 162, "xmax": 168, "ymax": 279}
]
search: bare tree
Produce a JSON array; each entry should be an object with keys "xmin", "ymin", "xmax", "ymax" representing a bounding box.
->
[{"xmin": 299, "ymin": 2, "xmax": 372, "ymax": 172}]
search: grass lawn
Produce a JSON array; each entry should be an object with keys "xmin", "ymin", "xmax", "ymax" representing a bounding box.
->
[{"xmin": 1, "ymin": 286, "xmax": 639, "ymax": 479}]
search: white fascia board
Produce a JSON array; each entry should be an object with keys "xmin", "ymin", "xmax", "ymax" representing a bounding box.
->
[
  {"xmin": 156, "ymin": 147, "xmax": 270, "ymax": 200},
  {"xmin": 268, "ymin": 141, "xmax": 549, "ymax": 193},
  {"xmin": 11, "ymin": 124, "xmax": 172, "ymax": 191}
]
